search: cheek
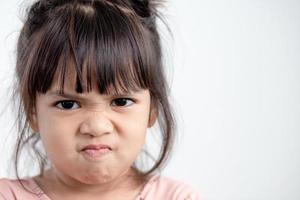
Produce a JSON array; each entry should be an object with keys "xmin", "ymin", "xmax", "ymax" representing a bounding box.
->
[
  {"xmin": 37, "ymin": 106, "xmax": 78, "ymax": 132},
  {"xmin": 37, "ymin": 113, "xmax": 77, "ymax": 152},
  {"xmin": 116, "ymin": 110, "xmax": 149, "ymax": 153},
  {"xmin": 119, "ymin": 108, "xmax": 149, "ymax": 133}
]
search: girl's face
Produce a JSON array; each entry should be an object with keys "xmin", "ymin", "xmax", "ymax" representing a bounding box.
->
[{"xmin": 32, "ymin": 75, "xmax": 156, "ymax": 185}]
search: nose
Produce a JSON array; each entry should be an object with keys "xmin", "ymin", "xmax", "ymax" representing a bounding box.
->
[{"xmin": 79, "ymin": 111, "xmax": 114, "ymax": 137}]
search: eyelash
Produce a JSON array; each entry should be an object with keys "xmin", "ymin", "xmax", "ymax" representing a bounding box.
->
[{"xmin": 54, "ymin": 98, "xmax": 135, "ymax": 110}]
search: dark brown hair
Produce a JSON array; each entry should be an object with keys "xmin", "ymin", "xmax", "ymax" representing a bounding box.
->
[{"xmin": 13, "ymin": 0, "xmax": 175, "ymax": 181}]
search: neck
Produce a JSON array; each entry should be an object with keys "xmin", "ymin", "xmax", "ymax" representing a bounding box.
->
[{"xmin": 34, "ymin": 167, "xmax": 148, "ymax": 199}]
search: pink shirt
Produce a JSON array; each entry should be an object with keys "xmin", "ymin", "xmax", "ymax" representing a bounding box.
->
[{"xmin": 0, "ymin": 175, "xmax": 200, "ymax": 199}]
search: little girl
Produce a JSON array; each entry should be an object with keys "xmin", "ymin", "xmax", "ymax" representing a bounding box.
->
[{"xmin": 0, "ymin": 0, "xmax": 200, "ymax": 199}]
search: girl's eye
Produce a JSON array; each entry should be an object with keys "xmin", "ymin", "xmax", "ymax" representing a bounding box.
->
[
  {"xmin": 111, "ymin": 98, "xmax": 134, "ymax": 107},
  {"xmin": 55, "ymin": 101, "xmax": 80, "ymax": 110}
]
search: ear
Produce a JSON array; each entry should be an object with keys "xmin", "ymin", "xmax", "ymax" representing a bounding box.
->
[
  {"xmin": 148, "ymin": 107, "xmax": 157, "ymax": 128},
  {"xmin": 29, "ymin": 109, "xmax": 39, "ymax": 133}
]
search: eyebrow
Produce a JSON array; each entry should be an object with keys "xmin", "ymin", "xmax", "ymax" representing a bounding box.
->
[
  {"xmin": 47, "ymin": 91, "xmax": 85, "ymax": 100},
  {"xmin": 47, "ymin": 90, "xmax": 135, "ymax": 100}
]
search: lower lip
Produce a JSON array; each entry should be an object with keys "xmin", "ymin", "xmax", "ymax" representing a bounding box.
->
[{"xmin": 81, "ymin": 148, "xmax": 111, "ymax": 160}]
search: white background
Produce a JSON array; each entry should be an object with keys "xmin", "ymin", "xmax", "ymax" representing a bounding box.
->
[{"xmin": 0, "ymin": 0, "xmax": 300, "ymax": 200}]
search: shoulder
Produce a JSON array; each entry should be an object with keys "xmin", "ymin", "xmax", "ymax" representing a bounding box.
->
[
  {"xmin": 0, "ymin": 178, "xmax": 21, "ymax": 199},
  {"xmin": 140, "ymin": 175, "xmax": 201, "ymax": 200},
  {"xmin": 0, "ymin": 178, "xmax": 46, "ymax": 200}
]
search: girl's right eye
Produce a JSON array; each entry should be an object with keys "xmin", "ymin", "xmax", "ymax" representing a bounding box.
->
[{"xmin": 55, "ymin": 100, "xmax": 80, "ymax": 110}]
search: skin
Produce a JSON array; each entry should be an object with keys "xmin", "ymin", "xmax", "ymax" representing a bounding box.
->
[{"xmin": 30, "ymin": 77, "xmax": 157, "ymax": 200}]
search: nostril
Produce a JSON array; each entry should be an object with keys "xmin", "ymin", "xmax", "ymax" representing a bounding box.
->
[{"xmin": 79, "ymin": 117, "xmax": 113, "ymax": 136}]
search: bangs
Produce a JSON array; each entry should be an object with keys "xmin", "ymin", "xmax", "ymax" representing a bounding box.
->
[{"xmin": 28, "ymin": 1, "xmax": 155, "ymax": 96}]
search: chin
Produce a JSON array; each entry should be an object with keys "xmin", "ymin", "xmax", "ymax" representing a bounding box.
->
[{"xmin": 80, "ymin": 172, "xmax": 114, "ymax": 185}]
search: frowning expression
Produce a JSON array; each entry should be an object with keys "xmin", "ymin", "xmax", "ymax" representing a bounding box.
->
[{"xmin": 32, "ymin": 78, "xmax": 156, "ymax": 185}]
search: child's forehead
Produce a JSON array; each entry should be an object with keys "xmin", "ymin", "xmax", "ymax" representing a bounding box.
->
[
  {"xmin": 51, "ymin": 59, "xmax": 97, "ymax": 92},
  {"xmin": 50, "ymin": 76, "xmax": 100, "ymax": 95},
  {"xmin": 53, "ymin": 66, "xmax": 76, "ymax": 86},
  {"xmin": 50, "ymin": 65, "xmax": 135, "ymax": 96},
  {"xmin": 46, "ymin": 82, "xmax": 146, "ymax": 100},
  {"xmin": 47, "ymin": 45, "xmax": 146, "ymax": 96}
]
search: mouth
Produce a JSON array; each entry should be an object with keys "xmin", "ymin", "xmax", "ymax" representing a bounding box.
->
[{"xmin": 81, "ymin": 144, "xmax": 112, "ymax": 159}]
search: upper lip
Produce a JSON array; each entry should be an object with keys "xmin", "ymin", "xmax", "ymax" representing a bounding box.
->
[{"xmin": 81, "ymin": 144, "xmax": 112, "ymax": 151}]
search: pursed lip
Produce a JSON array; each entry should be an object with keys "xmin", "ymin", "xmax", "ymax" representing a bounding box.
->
[
  {"xmin": 81, "ymin": 144, "xmax": 112, "ymax": 151},
  {"xmin": 80, "ymin": 144, "xmax": 113, "ymax": 160}
]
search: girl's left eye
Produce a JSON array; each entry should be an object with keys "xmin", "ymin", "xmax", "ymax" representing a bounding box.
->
[
  {"xmin": 111, "ymin": 98, "xmax": 135, "ymax": 107},
  {"xmin": 55, "ymin": 101, "xmax": 80, "ymax": 110}
]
